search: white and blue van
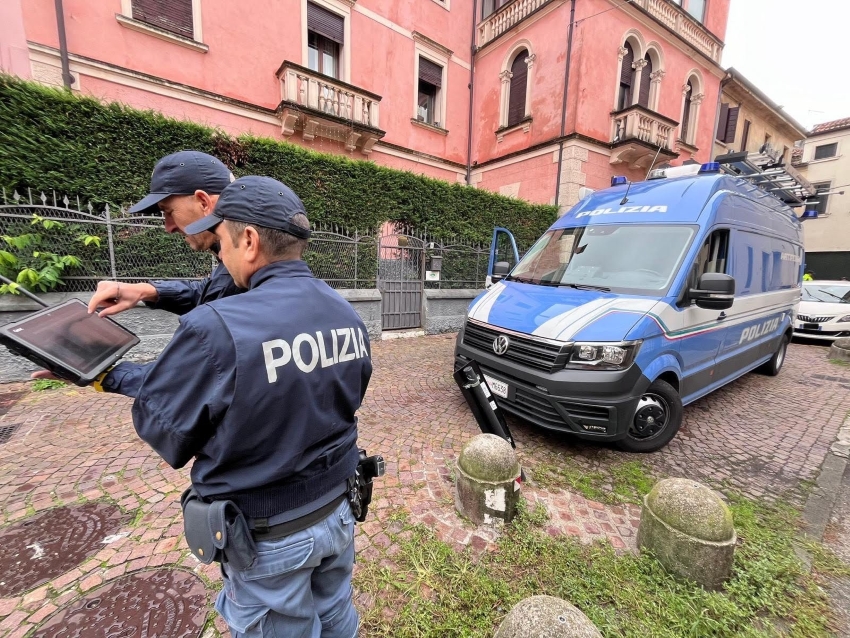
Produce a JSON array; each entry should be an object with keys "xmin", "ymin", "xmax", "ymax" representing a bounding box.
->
[{"xmin": 455, "ymin": 162, "xmax": 804, "ymax": 452}]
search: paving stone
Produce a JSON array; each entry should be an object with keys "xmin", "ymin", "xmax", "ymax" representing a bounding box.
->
[{"xmin": 0, "ymin": 337, "xmax": 847, "ymax": 633}]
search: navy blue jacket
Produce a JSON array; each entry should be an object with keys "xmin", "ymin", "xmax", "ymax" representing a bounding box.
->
[
  {"xmin": 103, "ymin": 260, "xmax": 372, "ymax": 517},
  {"xmin": 146, "ymin": 260, "xmax": 242, "ymax": 315}
]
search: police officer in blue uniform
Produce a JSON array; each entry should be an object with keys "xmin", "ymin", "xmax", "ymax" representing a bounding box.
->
[
  {"xmin": 87, "ymin": 150, "xmax": 241, "ymax": 319},
  {"xmin": 96, "ymin": 176, "xmax": 373, "ymax": 637}
]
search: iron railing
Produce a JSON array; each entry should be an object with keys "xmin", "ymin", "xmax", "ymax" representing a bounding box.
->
[{"xmin": 0, "ymin": 188, "xmax": 500, "ymax": 294}]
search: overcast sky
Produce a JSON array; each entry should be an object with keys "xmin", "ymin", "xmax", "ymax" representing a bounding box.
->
[{"xmin": 721, "ymin": 0, "xmax": 850, "ymax": 131}]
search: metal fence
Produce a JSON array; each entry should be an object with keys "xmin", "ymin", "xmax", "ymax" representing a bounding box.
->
[{"xmin": 0, "ymin": 188, "xmax": 498, "ymax": 293}]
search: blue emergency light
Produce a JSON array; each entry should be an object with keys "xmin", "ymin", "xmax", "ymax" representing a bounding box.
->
[
  {"xmin": 698, "ymin": 162, "xmax": 721, "ymax": 174},
  {"xmin": 799, "ymin": 209, "xmax": 819, "ymax": 220},
  {"xmin": 611, "ymin": 176, "xmax": 628, "ymax": 186}
]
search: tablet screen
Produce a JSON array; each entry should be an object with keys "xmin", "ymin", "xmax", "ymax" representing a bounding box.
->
[{"xmin": 5, "ymin": 300, "xmax": 137, "ymax": 375}]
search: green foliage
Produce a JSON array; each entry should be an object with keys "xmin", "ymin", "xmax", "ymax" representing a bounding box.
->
[
  {"xmin": 0, "ymin": 75, "xmax": 556, "ymax": 246},
  {"xmin": 0, "ymin": 214, "xmax": 99, "ymax": 293},
  {"xmin": 532, "ymin": 458, "xmax": 656, "ymax": 505},
  {"xmin": 31, "ymin": 379, "xmax": 66, "ymax": 392},
  {"xmin": 356, "ymin": 497, "xmax": 843, "ymax": 637}
]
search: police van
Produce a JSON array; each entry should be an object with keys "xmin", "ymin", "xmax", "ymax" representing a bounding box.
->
[{"xmin": 455, "ymin": 160, "xmax": 807, "ymax": 452}]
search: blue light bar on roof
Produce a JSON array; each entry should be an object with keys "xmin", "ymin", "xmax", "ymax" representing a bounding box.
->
[
  {"xmin": 611, "ymin": 176, "xmax": 628, "ymax": 186},
  {"xmin": 698, "ymin": 162, "xmax": 721, "ymax": 174},
  {"xmin": 799, "ymin": 210, "xmax": 819, "ymax": 221}
]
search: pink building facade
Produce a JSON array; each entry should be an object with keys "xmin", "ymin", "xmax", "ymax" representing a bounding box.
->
[{"xmin": 2, "ymin": 0, "xmax": 729, "ymax": 211}]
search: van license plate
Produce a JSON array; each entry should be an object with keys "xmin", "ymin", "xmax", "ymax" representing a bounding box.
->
[
  {"xmin": 802, "ymin": 323, "xmax": 820, "ymax": 330},
  {"xmin": 483, "ymin": 375, "xmax": 509, "ymax": 399}
]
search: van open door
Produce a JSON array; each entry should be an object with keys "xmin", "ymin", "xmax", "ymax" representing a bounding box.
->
[{"xmin": 487, "ymin": 227, "xmax": 520, "ymax": 288}]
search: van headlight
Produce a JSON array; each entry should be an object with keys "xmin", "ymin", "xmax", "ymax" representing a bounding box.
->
[
  {"xmin": 838, "ymin": 315, "xmax": 850, "ymax": 323},
  {"xmin": 566, "ymin": 341, "xmax": 641, "ymax": 370}
]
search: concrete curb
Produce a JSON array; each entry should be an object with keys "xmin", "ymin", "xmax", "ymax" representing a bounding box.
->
[{"xmin": 802, "ymin": 414, "xmax": 850, "ymax": 542}]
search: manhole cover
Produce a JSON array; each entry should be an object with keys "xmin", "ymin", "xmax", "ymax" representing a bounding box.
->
[
  {"xmin": 33, "ymin": 569, "xmax": 207, "ymax": 638},
  {"xmin": 0, "ymin": 502, "xmax": 126, "ymax": 597}
]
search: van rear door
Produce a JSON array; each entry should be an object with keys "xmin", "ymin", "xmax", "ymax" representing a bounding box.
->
[{"xmin": 715, "ymin": 229, "xmax": 798, "ymax": 378}]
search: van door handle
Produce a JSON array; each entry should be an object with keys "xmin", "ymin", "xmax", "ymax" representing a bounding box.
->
[{"xmin": 717, "ymin": 312, "xmax": 727, "ymax": 321}]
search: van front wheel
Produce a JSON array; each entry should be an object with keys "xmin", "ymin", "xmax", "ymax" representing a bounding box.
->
[{"xmin": 616, "ymin": 379, "xmax": 683, "ymax": 453}]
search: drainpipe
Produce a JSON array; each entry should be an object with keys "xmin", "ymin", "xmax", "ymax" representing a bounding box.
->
[
  {"xmin": 553, "ymin": 0, "xmax": 576, "ymax": 209},
  {"xmin": 465, "ymin": 0, "xmax": 479, "ymax": 185},
  {"xmin": 54, "ymin": 0, "xmax": 74, "ymax": 90}
]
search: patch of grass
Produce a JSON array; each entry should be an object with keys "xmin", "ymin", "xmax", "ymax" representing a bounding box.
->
[
  {"xmin": 355, "ymin": 497, "xmax": 839, "ymax": 637},
  {"xmin": 803, "ymin": 539, "xmax": 850, "ymax": 578},
  {"xmin": 31, "ymin": 378, "xmax": 67, "ymax": 392},
  {"xmin": 531, "ymin": 458, "xmax": 655, "ymax": 505}
]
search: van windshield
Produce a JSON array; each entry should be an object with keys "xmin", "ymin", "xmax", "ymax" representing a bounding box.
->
[{"xmin": 509, "ymin": 224, "xmax": 696, "ymax": 294}]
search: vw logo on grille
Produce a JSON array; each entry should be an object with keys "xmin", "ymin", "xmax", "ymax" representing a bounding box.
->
[{"xmin": 492, "ymin": 335, "xmax": 510, "ymax": 355}]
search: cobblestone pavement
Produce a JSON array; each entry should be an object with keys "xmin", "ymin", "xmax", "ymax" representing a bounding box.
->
[{"xmin": 0, "ymin": 335, "xmax": 848, "ymax": 636}]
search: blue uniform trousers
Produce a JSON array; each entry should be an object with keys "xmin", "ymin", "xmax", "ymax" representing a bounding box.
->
[{"xmin": 215, "ymin": 499, "xmax": 358, "ymax": 638}]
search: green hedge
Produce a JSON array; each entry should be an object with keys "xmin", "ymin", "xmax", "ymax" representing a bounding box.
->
[{"xmin": 0, "ymin": 76, "xmax": 556, "ymax": 246}]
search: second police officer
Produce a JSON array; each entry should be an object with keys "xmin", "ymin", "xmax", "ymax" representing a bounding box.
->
[
  {"xmin": 93, "ymin": 176, "xmax": 374, "ymax": 637},
  {"xmin": 88, "ymin": 150, "xmax": 242, "ymax": 320}
]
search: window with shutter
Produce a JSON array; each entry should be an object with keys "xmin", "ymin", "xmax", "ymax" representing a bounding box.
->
[
  {"xmin": 814, "ymin": 143, "xmax": 838, "ymax": 160},
  {"xmin": 681, "ymin": 80, "xmax": 693, "ymax": 142},
  {"xmin": 417, "ymin": 57, "xmax": 443, "ymax": 126},
  {"xmin": 638, "ymin": 55, "xmax": 652, "ymax": 108},
  {"xmin": 132, "ymin": 0, "xmax": 193, "ymax": 39},
  {"xmin": 723, "ymin": 106, "xmax": 739, "ymax": 144},
  {"xmin": 812, "ymin": 182, "xmax": 831, "ymax": 215},
  {"xmin": 507, "ymin": 51, "xmax": 528, "ymax": 127},
  {"xmin": 307, "ymin": 3, "xmax": 344, "ymax": 44},
  {"xmin": 716, "ymin": 103, "xmax": 728, "ymax": 141},
  {"xmin": 618, "ymin": 44, "xmax": 634, "ymax": 111}
]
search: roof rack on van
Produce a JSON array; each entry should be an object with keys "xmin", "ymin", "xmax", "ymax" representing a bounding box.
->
[{"xmin": 714, "ymin": 144, "xmax": 817, "ymax": 207}]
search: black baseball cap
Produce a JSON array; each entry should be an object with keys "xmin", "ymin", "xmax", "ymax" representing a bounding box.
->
[
  {"xmin": 127, "ymin": 151, "xmax": 235, "ymax": 214},
  {"xmin": 184, "ymin": 175, "xmax": 311, "ymax": 239}
]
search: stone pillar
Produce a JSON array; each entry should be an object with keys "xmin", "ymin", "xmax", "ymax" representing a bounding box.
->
[
  {"xmin": 494, "ymin": 596, "xmax": 602, "ymax": 638},
  {"xmin": 829, "ymin": 337, "xmax": 850, "ymax": 362},
  {"xmin": 638, "ymin": 478, "xmax": 736, "ymax": 589},
  {"xmin": 455, "ymin": 434, "xmax": 521, "ymax": 526}
]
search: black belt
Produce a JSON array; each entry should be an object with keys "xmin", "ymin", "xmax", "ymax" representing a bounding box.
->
[{"xmin": 250, "ymin": 494, "xmax": 346, "ymax": 542}]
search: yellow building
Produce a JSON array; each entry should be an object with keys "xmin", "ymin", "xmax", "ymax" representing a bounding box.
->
[
  {"xmin": 793, "ymin": 118, "xmax": 850, "ymax": 279},
  {"xmin": 713, "ymin": 68, "xmax": 807, "ymax": 163}
]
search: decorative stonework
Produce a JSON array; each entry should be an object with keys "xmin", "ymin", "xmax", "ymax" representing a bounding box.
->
[
  {"xmin": 524, "ymin": 53, "xmax": 536, "ymax": 69},
  {"xmin": 650, "ymin": 69, "xmax": 666, "ymax": 82},
  {"xmin": 500, "ymin": 70, "xmax": 513, "ymax": 84},
  {"xmin": 632, "ymin": 58, "xmax": 648, "ymax": 71}
]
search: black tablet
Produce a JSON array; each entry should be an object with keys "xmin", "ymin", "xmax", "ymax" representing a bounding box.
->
[{"xmin": 0, "ymin": 299, "xmax": 140, "ymax": 386}]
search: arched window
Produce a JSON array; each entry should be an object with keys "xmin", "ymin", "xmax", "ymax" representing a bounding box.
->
[
  {"xmin": 681, "ymin": 79, "xmax": 694, "ymax": 141},
  {"xmin": 638, "ymin": 53, "xmax": 652, "ymax": 108},
  {"xmin": 507, "ymin": 50, "xmax": 528, "ymax": 127},
  {"xmin": 618, "ymin": 43, "xmax": 634, "ymax": 110}
]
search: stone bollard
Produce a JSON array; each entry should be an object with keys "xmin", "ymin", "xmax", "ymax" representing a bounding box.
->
[
  {"xmin": 829, "ymin": 337, "xmax": 850, "ymax": 362},
  {"xmin": 494, "ymin": 596, "xmax": 603, "ymax": 638},
  {"xmin": 455, "ymin": 433, "xmax": 521, "ymax": 526},
  {"xmin": 638, "ymin": 478, "xmax": 736, "ymax": 589}
]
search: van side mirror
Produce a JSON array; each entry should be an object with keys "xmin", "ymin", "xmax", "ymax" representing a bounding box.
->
[
  {"xmin": 492, "ymin": 261, "xmax": 511, "ymax": 283},
  {"xmin": 689, "ymin": 273, "xmax": 735, "ymax": 310}
]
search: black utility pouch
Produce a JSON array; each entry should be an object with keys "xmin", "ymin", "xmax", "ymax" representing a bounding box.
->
[{"xmin": 181, "ymin": 488, "xmax": 257, "ymax": 570}]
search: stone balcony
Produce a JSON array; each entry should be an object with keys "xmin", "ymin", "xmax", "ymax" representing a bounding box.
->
[
  {"xmin": 610, "ymin": 105, "xmax": 679, "ymax": 169},
  {"xmin": 275, "ymin": 61, "xmax": 385, "ymax": 155},
  {"xmin": 631, "ymin": 0, "xmax": 722, "ymax": 63},
  {"xmin": 477, "ymin": 0, "xmax": 554, "ymax": 47}
]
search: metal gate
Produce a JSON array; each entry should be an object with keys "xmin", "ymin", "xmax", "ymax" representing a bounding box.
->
[{"xmin": 378, "ymin": 230, "xmax": 424, "ymax": 330}]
